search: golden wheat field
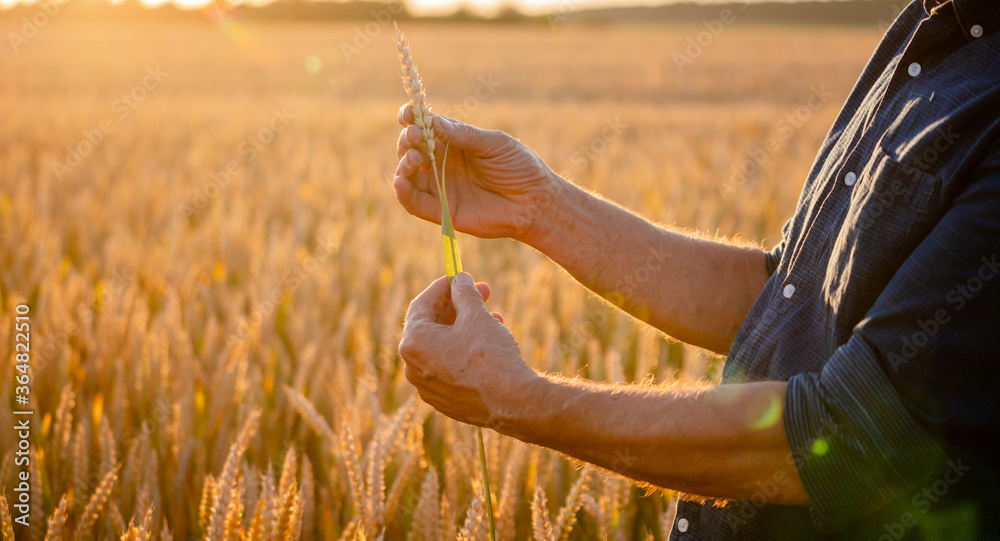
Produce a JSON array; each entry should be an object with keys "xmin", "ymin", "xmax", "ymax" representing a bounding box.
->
[{"xmin": 0, "ymin": 17, "xmax": 881, "ymax": 540}]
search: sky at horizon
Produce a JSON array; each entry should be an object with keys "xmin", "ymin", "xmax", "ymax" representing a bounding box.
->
[{"xmin": 0, "ymin": 0, "xmax": 812, "ymax": 17}]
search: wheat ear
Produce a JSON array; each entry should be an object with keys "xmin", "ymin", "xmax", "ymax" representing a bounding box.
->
[
  {"xmin": 531, "ymin": 483, "xmax": 555, "ymax": 541},
  {"xmin": 206, "ymin": 409, "xmax": 261, "ymax": 541},
  {"xmin": 43, "ymin": 494, "xmax": 70, "ymax": 541},
  {"xmin": 553, "ymin": 466, "xmax": 592, "ymax": 540},
  {"xmin": 74, "ymin": 464, "xmax": 120, "ymax": 541},
  {"xmin": 199, "ymin": 474, "xmax": 218, "ymax": 532},
  {"xmin": 394, "ymin": 22, "xmax": 497, "ymax": 541},
  {"xmin": 283, "ymin": 386, "xmax": 337, "ymax": 448},
  {"xmin": 0, "ymin": 494, "xmax": 15, "ymax": 541}
]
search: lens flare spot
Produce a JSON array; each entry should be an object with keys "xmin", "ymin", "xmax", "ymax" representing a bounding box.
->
[
  {"xmin": 750, "ymin": 393, "xmax": 782, "ymax": 430},
  {"xmin": 812, "ymin": 438, "xmax": 829, "ymax": 456},
  {"xmin": 304, "ymin": 55, "xmax": 322, "ymax": 74}
]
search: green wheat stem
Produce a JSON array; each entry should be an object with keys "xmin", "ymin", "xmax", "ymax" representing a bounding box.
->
[
  {"xmin": 436, "ymin": 143, "xmax": 496, "ymax": 541},
  {"xmin": 477, "ymin": 426, "xmax": 496, "ymax": 541}
]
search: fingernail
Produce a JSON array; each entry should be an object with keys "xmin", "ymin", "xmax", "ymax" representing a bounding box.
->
[
  {"xmin": 454, "ymin": 272, "xmax": 473, "ymax": 286},
  {"xmin": 438, "ymin": 117, "xmax": 454, "ymax": 131}
]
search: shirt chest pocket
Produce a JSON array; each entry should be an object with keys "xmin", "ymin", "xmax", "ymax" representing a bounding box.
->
[
  {"xmin": 821, "ymin": 149, "xmax": 942, "ymax": 331},
  {"xmin": 853, "ymin": 147, "xmax": 942, "ymax": 221}
]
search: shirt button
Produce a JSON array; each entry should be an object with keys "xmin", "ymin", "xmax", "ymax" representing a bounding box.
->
[
  {"xmin": 907, "ymin": 62, "xmax": 921, "ymax": 77},
  {"xmin": 844, "ymin": 172, "xmax": 857, "ymax": 186},
  {"xmin": 970, "ymin": 24, "xmax": 983, "ymax": 38},
  {"xmin": 677, "ymin": 517, "xmax": 690, "ymax": 533},
  {"xmin": 783, "ymin": 284, "xmax": 796, "ymax": 299}
]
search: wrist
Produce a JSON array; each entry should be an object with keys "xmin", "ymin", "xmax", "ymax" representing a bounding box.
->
[
  {"xmin": 519, "ymin": 172, "xmax": 587, "ymax": 252},
  {"xmin": 491, "ymin": 368, "xmax": 555, "ymax": 443}
]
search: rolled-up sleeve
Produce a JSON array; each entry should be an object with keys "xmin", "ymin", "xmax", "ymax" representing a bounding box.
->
[{"xmin": 783, "ymin": 148, "xmax": 1000, "ymax": 532}]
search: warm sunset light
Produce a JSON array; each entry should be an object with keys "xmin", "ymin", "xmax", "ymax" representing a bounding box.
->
[
  {"xmin": 0, "ymin": 0, "xmax": 793, "ymax": 16},
  {"xmin": 9, "ymin": 1, "xmax": 983, "ymax": 540}
]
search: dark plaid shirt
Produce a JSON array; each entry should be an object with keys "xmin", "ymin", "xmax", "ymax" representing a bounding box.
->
[{"xmin": 671, "ymin": 1, "xmax": 1000, "ymax": 539}]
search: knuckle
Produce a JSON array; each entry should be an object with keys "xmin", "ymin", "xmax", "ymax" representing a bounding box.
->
[{"xmin": 398, "ymin": 335, "xmax": 419, "ymax": 359}]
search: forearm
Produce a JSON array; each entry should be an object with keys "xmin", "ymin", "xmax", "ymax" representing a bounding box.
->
[
  {"xmin": 522, "ymin": 176, "xmax": 769, "ymax": 354},
  {"xmin": 497, "ymin": 373, "xmax": 808, "ymax": 505}
]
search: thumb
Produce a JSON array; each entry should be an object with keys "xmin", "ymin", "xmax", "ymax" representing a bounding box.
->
[
  {"xmin": 434, "ymin": 116, "xmax": 501, "ymax": 151},
  {"xmin": 451, "ymin": 272, "xmax": 490, "ymax": 319}
]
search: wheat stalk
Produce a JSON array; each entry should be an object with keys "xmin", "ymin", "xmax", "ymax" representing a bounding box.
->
[
  {"xmin": 457, "ymin": 483, "xmax": 486, "ymax": 541},
  {"xmin": 393, "ymin": 22, "xmax": 496, "ymax": 541},
  {"xmin": 199, "ymin": 474, "xmax": 218, "ymax": 532},
  {"xmin": 73, "ymin": 426, "xmax": 89, "ymax": 511},
  {"xmin": 298, "ymin": 456, "xmax": 315, "ymax": 541},
  {"xmin": 160, "ymin": 522, "xmax": 174, "ymax": 541},
  {"xmin": 1, "ymin": 494, "xmax": 15, "ymax": 541},
  {"xmin": 28, "ymin": 448, "xmax": 42, "ymax": 539},
  {"xmin": 530, "ymin": 483, "xmax": 555, "ymax": 541},
  {"xmin": 44, "ymin": 494, "xmax": 70, "ymax": 541},
  {"xmin": 283, "ymin": 386, "xmax": 337, "ymax": 448},
  {"xmin": 339, "ymin": 423, "xmax": 365, "ymax": 521},
  {"xmin": 107, "ymin": 501, "xmax": 126, "ymax": 538},
  {"xmin": 553, "ymin": 466, "xmax": 592, "ymax": 540},
  {"xmin": 413, "ymin": 467, "xmax": 440, "ymax": 541},
  {"xmin": 247, "ymin": 500, "xmax": 264, "ymax": 541},
  {"xmin": 206, "ymin": 409, "xmax": 261, "ymax": 541},
  {"xmin": 74, "ymin": 464, "xmax": 121, "ymax": 541},
  {"xmin": 258, "ymin": 466, "xmax": 277, "ymax": 541},
  {"xmin": 54, "ymin": 384, "xmax": 76, "ymax": 464}
]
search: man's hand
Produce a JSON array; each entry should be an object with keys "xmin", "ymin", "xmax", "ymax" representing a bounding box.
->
[
  {"xmin": 394, "ymin": 104, "xmax": 561, "ymax": 242},
  {"xmin": 399, "ymin": 274, "xmax": 808, "ymax": 505},
  {"xmin": 399, "ymin": 272, "xmax": 539, "ymax": 428}
]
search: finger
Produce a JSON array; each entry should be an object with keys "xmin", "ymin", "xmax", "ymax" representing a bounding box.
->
[
  {"xmin": 476, "ymin": 282, "xmax": 491, "ymax": 303},
  {"xmin": 398, "ymin": 103, "xmax": 414, "ymax": 126},
  {"xmin": 394, "ymin": 175, "xmax": 442, "ymax": 224},
  {"xmin": 397, "ymin": 148, "xmax": 434, "ymax": 198},
  {"xmin": 403, "ymin": 364, "xmax": 418, "ymax": 384},
  {"xmin": 396, "ymin": 149, "xmax": 434, "ymax": 195},
  {"xmin": 433, "ymin": 115, "xmax": 502, "ymax": 152},
  {"xmin": 405, "ymin": 276, "xmax": 452, "ymax": 326},
  {"xmin": 451, "ymin": 272, "xmax": 492, "ymax": 320},
  {"xmin": 491, "ymin": 311, "xmax": 504, "ymax": 324},
  {"xmin": 395, "ymin": 148, "xmax": 422, "ymax": 179},
  {"xmin": 396, "ymin": 125, "xmax": 424, "ymax": 160},
  {"xmin": 427, "ymin": 280, "xmax": 489, "ymax": 325}
]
